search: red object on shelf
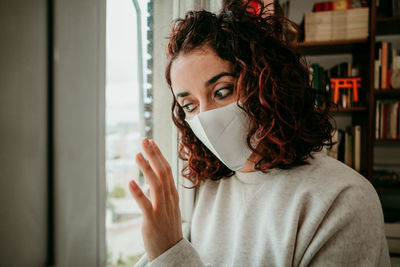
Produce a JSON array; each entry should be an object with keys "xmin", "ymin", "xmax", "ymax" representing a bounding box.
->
[
  {"xmin": 314, "ymin": 1, "xmax": 334, "ymax": 12},
  {"xmin": 330, "ymin": 77, "xmax": 361, "ymax": 104}
]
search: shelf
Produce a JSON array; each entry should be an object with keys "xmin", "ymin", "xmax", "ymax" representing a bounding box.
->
[
  {"xmin": 329, "ymin": 106, "xmax": 368, "ymax": 112},
  {"xmin": 376, "ymin": 16, "xmax": 400, "ymax": 35},
  {"xmin": 297, "ymin": 39, "xmax": 368, "ymax": 55},
  {"xmin": 374, "ymin": 89, "xmax": 400, "ymax": 98},
  {"xmin": 298, "ymin": 2, "xmax": 400, "ymax": 190},
  {"xmin": 374, "ymin": 138, "xmax": 400, "ymax": 144},
  {"xmin": 374, "ymin": 186, "xmax": 400, "ymax": 193},
  {"xmin": 376, "ymin": 16, "xmax": 400, "ymax": 22}
]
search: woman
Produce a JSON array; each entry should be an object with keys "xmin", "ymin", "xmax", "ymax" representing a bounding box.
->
[{"xmin": 128, "ymin": 1, "xmax": 391, "ymax": 266}]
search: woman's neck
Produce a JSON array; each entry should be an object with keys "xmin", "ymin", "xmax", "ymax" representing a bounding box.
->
[{"xmin": 238, "ymin": 150, "xmax": 262, "ymax": 173}]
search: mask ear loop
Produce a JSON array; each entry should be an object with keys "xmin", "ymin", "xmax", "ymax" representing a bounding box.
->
[
  {"xmin": 236, "ymin": 98, "xmax": 259, "ymax": 154},
  {"xmin": 234, "ymin": 80, "xmax": 245, "ymax": 110}
]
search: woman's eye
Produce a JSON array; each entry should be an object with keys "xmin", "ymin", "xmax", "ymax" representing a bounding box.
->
[
  {"xmin": 182, "ymin": 103, "xmax": 196, "ymax": 113},
  {"xmin": 214, "ymin": 87, "xmax": 233, "ymax": 99}
]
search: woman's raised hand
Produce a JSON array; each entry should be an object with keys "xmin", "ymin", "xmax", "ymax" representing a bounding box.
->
[{"xmin": 128, "ymin": 138, "xmax": 183, "ymax": 262}]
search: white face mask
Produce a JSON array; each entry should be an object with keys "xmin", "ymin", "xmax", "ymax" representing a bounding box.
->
[{"xmin": 185, "ymin": 101, "xmax": 256, "ymax": 171}]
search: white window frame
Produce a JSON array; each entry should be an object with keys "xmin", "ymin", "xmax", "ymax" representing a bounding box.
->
[{"xmin": 157, "ymin": 0, "xmax": 223, "ymax": 228}]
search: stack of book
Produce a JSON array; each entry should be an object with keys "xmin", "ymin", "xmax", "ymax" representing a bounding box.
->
[
  {"xmin": 385, "ymin": 222, "xmax": 400, "ymax": 254},
  {"xmin": 373, "ymin": 169, "xmax": 400, "ymax": 186},
  {"xmin": 374, "ymin": 41, "xmax": 400, "ymax": 90},
  {"xmin": 375, "ymin": 100, "xmax": 400, "ymax": 140},
  {"xmin": 305, "ymin": 7, "xmax": 369, "ymax": 42},
  {"xmin": 383, "ymin": 206, "xmax": 400, "ymax": 253},
  {"xmin": 324, "ymin": 125, "xmax": 362, "ymax": 172},
  {"xmin": 309, "ymin": 64, "xmax": 330, "ymax": 107},
  {"xmin": 313, "ymin": 0, "xmax": 368, "ymax": 12},
  {"xmin": 310, "ymin": 62, "xmax": 362, "ymax": 108},
  {"xmin": 377, "ymin": 0, "xmax": 400, "ymax": 17}
]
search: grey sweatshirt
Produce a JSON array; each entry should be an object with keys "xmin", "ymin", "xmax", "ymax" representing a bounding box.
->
[{"xmin": 141, "ymin": 151, "xmax": 391, "ymax": 267}]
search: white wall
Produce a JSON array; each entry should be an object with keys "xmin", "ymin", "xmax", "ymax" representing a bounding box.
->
[
  {"xmin": 53, "ymin": 0, "xmax": 106, "ymax": 266},
  {"xmin": 0, "ymin": 0, "xmax": 107, "ymax": 266},
  {"xmin": 0, "ymin": 1, "xmax": 48, "ymax": 265}
]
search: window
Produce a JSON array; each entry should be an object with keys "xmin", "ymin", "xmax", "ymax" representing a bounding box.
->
[
  {"xmin": 104, "ymin": 1, "xmax": 220, "ymax": 265},
  {"xmin": 105, "ymin": 0, "xmax": 152, "ymax": 266}
]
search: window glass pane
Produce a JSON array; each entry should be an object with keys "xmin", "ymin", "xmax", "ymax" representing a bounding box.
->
[{"xmin": 105, "ymin": 0, "xmax": 150, "ymax": 266}]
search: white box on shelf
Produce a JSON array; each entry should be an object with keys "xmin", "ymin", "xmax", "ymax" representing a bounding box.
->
[{"xmin": 305, "ymin": 7, "xmax": 369, "ymax": 42}]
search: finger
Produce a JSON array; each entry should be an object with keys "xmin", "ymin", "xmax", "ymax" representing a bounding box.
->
[
  {"xmin": 142, "ymin": 138, "xmax": 171, "ymax": 192},
  {"xmin": 136, "ymin": 152, "xmax": 165, "ymax": 211},
  {"xmin": 148, "ymin": 139, "xmax": 173, "ymax": 189},
  {"xmin": 128, "ymin": 179, "xmax": 153, "ymax": 218},
  {"xmin": 149, "ymin": 140, "xmax": 179, "ymax": 201},
  {"xmin": 147, "ymin": 140, "xmax": 177, "ymax": 215}
]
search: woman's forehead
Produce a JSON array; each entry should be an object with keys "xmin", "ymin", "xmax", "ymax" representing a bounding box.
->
[{"xmin": 170, "ymin": 47, "xmax": 234, "ymax": 94}]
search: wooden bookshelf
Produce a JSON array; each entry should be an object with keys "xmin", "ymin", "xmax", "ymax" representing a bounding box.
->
[
  {"xmin": 299, "ymin": 1, "xmax": 400, "ymax": 192},
  {"xmin": 376, "ymin": 16, "xmax": 400, "ymax": 35},
  {"xmin": 368, "ymin": 2, "xmax": 400, "ymax": 192},
  {"xmin": 375, "ymin": 186, "xmax": 400, "ymax": 193},
  {"xmin": 374, "ymin": 138, "xmax": 400, "ymax": 144},
  {"xmin": 376, "ymin": 16, "xmax": 400, "ymax": 22},
  {"xmin": 298, "ymin": 39, "xmax": 368, "ymax": 55},
  {"xmin": 374, "ymin": 89, "xmax": 400, "ymax": 98},
  {"xmin": 329, "ymin": 106, "xmax": 368, "ymax": 112}
]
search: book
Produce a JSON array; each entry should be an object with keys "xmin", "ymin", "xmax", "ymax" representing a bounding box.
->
[
  {"xmin": 389, "ymin": 102, "xmax": 399, "ymax": 139},
  {"xmin": 337, "ymin": 129, "xmax": 345, "ymax": 162},
  {"xmin": 391, "ymin": 49, "xmax": 400, "ymax": 89},
  {"xmin": 375, "ymin": 41, "xmax": 398, "ymax": 90},
  {"xmin": 305, "ymin": 7, "xmax": 369, "ymax": 42},
  {"xmin": 377, "ymin": 0, "xmax": 400, "ymax": 17},
  {"xmin": 376, "ymin": 100, "xmax": 380, "ymax": 139},
  {"xmin": 354, "ymin": 125, "xmax": 361, "ymax": 172},
  {"xmin": 395, "ymin": 0, "xmax": 400, "ymax": 16},
  {"xmin": 313, "ymin": 0, "xmax": 367, "ymax": 12},
  {"xmin": 374, "ymin": 59, "xmax": 380, "ymax": 90},
  {"xmin": 344, "ymin": 126, "xmax": 353, "ymax": 167},
  {"xmin": 396, "ymin": 104, "xmax": 400, "ymax": 138},
  {"xmin": 374, "ymin": 41, "xmax": 382, "ymax": 90},
  {"xmin": 314, "ymin": 1, "xmax": 334, "ymax": 11},
  {"xmin": 388, "ymin": 42, "xmax": 393, "ymax": 89},
  {"xmin": 334, "ymin": 0, "xmax": 349, "ymax": 10},
  {"xmin": 383, "ymin": 102, "xmax": 388, "ymax": 139},
  {"xmin": 377, "ymin": 100, "xmax": 400, "ymax": 140},
  {"xmin": 380, "ymin": 101, "xmax": 384, "ymax": 138},
  {"xmin": 381, "ymin": 42, "xmax": 388, "ymax": 89}
]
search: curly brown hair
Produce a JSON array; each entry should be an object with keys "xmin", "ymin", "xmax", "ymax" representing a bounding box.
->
[{"xmin": 165, "ymin": 0, "xmax": 335, "ymax": 188}]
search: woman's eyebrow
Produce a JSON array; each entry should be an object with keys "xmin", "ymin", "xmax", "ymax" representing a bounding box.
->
[
  {"xmin": 205, "ymin": 72, "xmax": 235, "ymax": 87},
  {"xmin": 176, "ymin": 92, "xmax": 189, "ymax": 99},
  {"xmin": 175, "ymin": 72, "xmax": 235, "ymax": 100}
]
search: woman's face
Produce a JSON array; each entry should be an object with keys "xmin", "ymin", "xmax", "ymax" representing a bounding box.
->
[{"xmin": 170, "ymin": 46, "xmax": 237, "ymax": 120}]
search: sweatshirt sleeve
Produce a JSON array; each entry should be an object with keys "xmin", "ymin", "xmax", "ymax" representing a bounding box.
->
[
  {"xmin": 132, "ymin": 219, "xmax": 208, "ymax": 267},
  {"xmin": 147, "ymin": 237, "xmax": 210, "ymax": 267},
  {"xmin": 300, "ymin": 181, "xmax": 391, "ymax": 267}
]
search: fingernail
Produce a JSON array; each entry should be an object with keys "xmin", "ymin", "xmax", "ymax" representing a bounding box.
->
[
  {"xmin": 130, "ymin": 180, "xmax": 136, "ymax": 187},
  {"xmin": 143, "ymin": 138, "xmax": 150, "ymax": 147},
  {"xmin": 129, "ymin": 181, "xmax": 138, "ymax": 191},
  {"xmin": 137, "ymin": 153, "xmax": 144, "ymax": 161},
  {"xmin": 150, "ymin": 139, "xmax": 156, "ymax": 148}
]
